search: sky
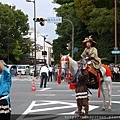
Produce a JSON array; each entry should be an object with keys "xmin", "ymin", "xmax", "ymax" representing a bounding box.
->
[{"xmin": 0, "ymin": 0, "xmax": 60, "ymax": 42}]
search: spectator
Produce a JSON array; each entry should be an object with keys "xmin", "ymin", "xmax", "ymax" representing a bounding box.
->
[
  {"xmin": 0, "ymin": 60, "xmax": 12, "ymax": 120},
  {"xmin": 39, "ymin": 63, "xmax": 49, "ymax": 88},
  {"xmin": 48, "ymin": 65, "xmax": 53, "ymax": 82},
  {"xmin": 53, "ymin": 64, "xmax": 59, "ymax": 81},
  {"xmin": 113, "ymin": 64, "xmax": 119, "ymax": 82}
]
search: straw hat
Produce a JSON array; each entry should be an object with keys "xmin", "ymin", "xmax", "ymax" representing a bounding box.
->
[{"xmin": 82, "ymin": 35, "xmax": 97, "ymax": 47}]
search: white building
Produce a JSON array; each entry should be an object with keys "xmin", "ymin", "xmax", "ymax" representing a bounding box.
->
[{"xmin": 23, "ymin": 28, "xmax": 53, "ymax": 65}]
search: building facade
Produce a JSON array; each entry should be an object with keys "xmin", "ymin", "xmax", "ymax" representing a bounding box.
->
[{"xmin": 23, "ymin": 28, "xmax": 53, "ymax": 65}]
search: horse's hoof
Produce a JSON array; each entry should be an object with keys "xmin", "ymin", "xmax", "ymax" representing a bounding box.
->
[
  {"xmin": 102, "ymin": 107, "xmax": 105, "ymax": 111},
  {"xmin": 108, "ymin": 106, "xmax": 111, "ymax": 111},
  {"xmin": 74, "ymin": 110, "xmax": 78, "ymax": 114}
]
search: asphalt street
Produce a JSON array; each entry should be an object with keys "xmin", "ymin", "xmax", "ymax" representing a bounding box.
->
[{"xmin": 10, "ymin": 75, "xmax": 120, "ymax": 120}]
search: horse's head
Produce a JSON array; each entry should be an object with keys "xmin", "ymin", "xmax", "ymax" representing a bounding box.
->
[{"xmin": 60, "ymin": 54, "xmax": 70, "ymax": 71}]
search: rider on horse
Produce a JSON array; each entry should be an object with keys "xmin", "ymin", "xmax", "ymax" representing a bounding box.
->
[{"xmin": 81, "ymin": 35, "xmax": 102, "ymax": 83}]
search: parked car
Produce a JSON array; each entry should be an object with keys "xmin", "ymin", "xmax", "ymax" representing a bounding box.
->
[
  {"xmin": 30, "ymin": 66, "xmax": 34, "ymax": 76},
  {"xmin": 30, "ymin": 64, "xmax": 43, "ymax": 76},
  {"xmin": 17, "ymin": 65, "xmax": 30, "ymax": 75}
]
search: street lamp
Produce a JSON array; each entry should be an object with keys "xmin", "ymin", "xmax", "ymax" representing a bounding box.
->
[
  {"xmin": 63, "ymin": 19, "xmax": 74, "ymax": 59},
  {"xmin": 26, "ymin": 0, "xmax": 37, "ymax": 77}
]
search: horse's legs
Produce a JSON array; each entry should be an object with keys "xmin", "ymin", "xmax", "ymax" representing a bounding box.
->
[
  {"xmin": 100, "ymin": 81, "xmax": 106, "ymax": 110},
  {"xmin": 105, "ymin": 80, "xmax": 112, "ymax": 110}
]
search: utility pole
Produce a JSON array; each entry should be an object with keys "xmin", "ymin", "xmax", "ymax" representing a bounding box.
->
[
  {"xmin": 114, "ymin": 0, "xmax": 117, "ymax": 64},
  {"xmin": 63, "ymin": 19, "xmax": 74, "ymax": 59},
  {"xmin": 26, "ymin": 0, "xmax": 37, "ymax": 76}
]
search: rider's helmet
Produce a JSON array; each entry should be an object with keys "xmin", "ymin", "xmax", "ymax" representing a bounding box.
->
[{"xmin": 82, "ymin": 35, "xmax": 97, "ymax": 47}]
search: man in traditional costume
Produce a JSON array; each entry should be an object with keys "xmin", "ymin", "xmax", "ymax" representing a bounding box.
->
[{"xmin": 75, "ymin": 59, "xmax": 89, "ymax": 116}]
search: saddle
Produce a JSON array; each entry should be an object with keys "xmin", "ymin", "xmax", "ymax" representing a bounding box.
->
[{"xmin": 86, "ymin": 64, "xmax": 100, "ymax": 89}]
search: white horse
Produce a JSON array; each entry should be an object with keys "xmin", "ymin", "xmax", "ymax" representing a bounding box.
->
[{"xmin": 60, "ymin": 54, "xmax": 112, "ymax": 111}]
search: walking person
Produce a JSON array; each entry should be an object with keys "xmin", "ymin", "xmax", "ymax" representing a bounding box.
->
[
  {"xmin": 48, "ymin": 65, "xmax": 53, "ymax": 82},
  {"xmin": 39, "ymin": 63, "xmax": 49, "ymax": 88},
  {"xmin": 0, "ymin": 60, "xmax": 12, "ymax": 120}
]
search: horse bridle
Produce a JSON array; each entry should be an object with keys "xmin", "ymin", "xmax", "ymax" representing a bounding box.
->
[{"xmin": 60, "ymin": 56, "xmax": 70, "ymax": 70}]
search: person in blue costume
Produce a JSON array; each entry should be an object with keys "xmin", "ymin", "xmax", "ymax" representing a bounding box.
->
[{"xmin": 0, "ymin": 60, "xmax": 12, "ymax": 120}]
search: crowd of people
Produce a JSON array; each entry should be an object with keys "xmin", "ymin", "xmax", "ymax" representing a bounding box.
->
[{"xmin": 109, "ymin": 63, "xmax": 120, "ymax": 82}]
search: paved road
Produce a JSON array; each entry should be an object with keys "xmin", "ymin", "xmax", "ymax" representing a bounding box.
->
[{"xmin": 10, "ymin": 75, "xmax": 120, "ymax": 120}]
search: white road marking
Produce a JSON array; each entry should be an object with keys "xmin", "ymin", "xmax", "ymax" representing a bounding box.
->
[
  {"xmin": 17, "ymin": 100, "xmax": 120, "ymax": 119},
  {"xmin": 36, "ymin": 88, "xmax": 51, "ymax": 91},
  {"xmin": 59, "ymin": 105, "xmax": 99, "ymax": 115},
  {"xmin": 16, "ymin": 101, "xmax": 36, "ymax": 120},
  {"xmin": 21, "ymin": 100, "xmax": 99, "ymax": 115},
  {"xmin": 35, "ymin": 94, "xmax": 55, "ymax": 96},
  {"xmin": 23, "ymin": 101, "xmax": 36, "ymax": 115},
  {"xmin": 12, "ymin": 78, "xmax": 31, "ymax": 81},
  {"xmin": 112, "ymin": 101, "xmax": 120, "ymax": 104},
  {"xmin": 42, "ymin": 90, "xmax": 74, "ymax": 92},
  {"xmin": 111, "ymin": 95, "xmax": 120, "ymax": 97}
]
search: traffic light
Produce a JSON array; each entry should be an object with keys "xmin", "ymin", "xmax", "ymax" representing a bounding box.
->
[
  {"xmin": 39, "ymin": 18, "xmax": 45, "ymax": 26},
  {"xmin": 66, "ymin": 42, "xmax": 71, "ymax": 50},
  {"xmin": 42, "ymin": 51, "xmax": 47, "ymax": 55},
  {"xmin": 33, "ymin": 18, "xmax": 45, "ymax": 26}
]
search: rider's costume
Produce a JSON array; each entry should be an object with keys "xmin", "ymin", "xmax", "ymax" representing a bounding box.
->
[
  {"xmin": 81, "ymin": 36, "xmax": 101, "ymax": 69},
  {"xmin": 81, "ymin": 36, "xmax": 102, "ymax": 83}
]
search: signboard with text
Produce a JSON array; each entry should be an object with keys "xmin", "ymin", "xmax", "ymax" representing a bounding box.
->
[
  {"xmin": 47, "ymin": 17, "xmax": 62, "ymax": 23},
  {"xmin": 111, "ymin": 50, "xmax": 120, "ymax": 54}
]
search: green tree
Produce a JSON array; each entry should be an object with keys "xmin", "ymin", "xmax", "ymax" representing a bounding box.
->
[
  {"xmin": 53, "ymin": 0, "xmax": 73, "ymax": 5},
  {"xmin": 74, "ymin": 0, "xmax": 120, "ymax": 63},
  {"xmin": 12, "ymin": 40, "xmax": 23, "ymax": 63},
  {"xmin": 0, "ymin": 3, "xmax": 29, "ymax": 63},
  {"xmin": 53, "ymin": 2, "xmax": 89, "ymax": 63},
  {"xmin": 53, "ymin": 0, "xmax": 120, "ymax": 64}
]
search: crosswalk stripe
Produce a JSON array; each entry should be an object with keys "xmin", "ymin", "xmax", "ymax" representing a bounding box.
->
[{"xmin": 36, "ymin": 88, "xmax": 51, "ymax": 91}]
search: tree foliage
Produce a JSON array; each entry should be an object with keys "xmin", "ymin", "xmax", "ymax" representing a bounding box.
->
[
  {"xmin": 53, "ymin": 0, "xmax": 120, "ymax": 64},
  {"xmin": 53, "ymin": 2, "xmax": 89, "ymax": 63},
  {"xmin": 0, "ymin": 2, "xmax": 29, "ymax": 64},
  {"xmin": 12, "ymin": 40, "xmax": 23, "ymax": 63},
  {"xmin": 53, "ymin": 0, "xmax": 73, "ymax": 5}
]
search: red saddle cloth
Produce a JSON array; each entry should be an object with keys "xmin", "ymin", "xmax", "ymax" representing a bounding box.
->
[{"xmin": 102, "ymin": 64, "xmax": 112, "ymax": 77}]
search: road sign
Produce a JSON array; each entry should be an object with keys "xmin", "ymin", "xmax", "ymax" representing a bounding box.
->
[
  {"xmin": 111, "ymin": 50, "xmax": 120, "ymax": 54},
  {"xmin": 74, "ymin": 47, "xmax": 78, "ymax": 52},
  {"xmin": 47, "ymin": 17, "xmax": 62, "ymax": 23}
]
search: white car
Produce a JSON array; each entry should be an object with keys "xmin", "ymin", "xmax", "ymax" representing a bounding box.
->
[
  {"xmin": 30, "ymin": 66, "xmax": 34, "ymax": 76},
  {"xmin": 17, "ymin": 65, "xmax": 30, "ymax": 75}
]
